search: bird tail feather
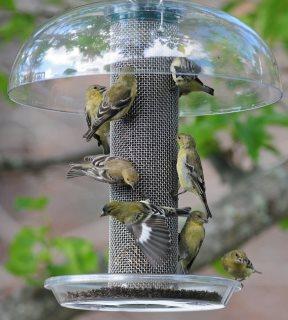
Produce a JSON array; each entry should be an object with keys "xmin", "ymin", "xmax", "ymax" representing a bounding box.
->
[
  {"xmin": 83, "ymin": 128, "xmax": 96, "ymax": 141},
  {"xmin": 203, "ymin": 197, "xmax": 212, "ymax": 219},
  {"xmin": 101, "ymin": 139, "xmax": 110, "ymax": 154},
  {"xmin": 254, "ymin": 269, "xmax": 262, "ymax": 274},
  {"xmin": 66, "ymin": 165, "xmax": 86, "ymax": 179},
  {"xmin": 202, "ymin": 85, "xmax": 214, "ymax": 96},
  {"xmin": 176, "ymin": 261, "xmax": 188, "ymax": 275},
  {"xmin": 176, "ymin": 207, "xmax": 191, "ymax": 216}
]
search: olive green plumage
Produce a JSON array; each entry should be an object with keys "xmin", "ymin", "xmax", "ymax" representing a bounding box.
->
[
  {"xmin": 170, "ymin": 57, "xmax": 214, "ymax": 96},
  {"xmin": 177, "ymin": 134, "xmax": 212, "ymax": 219},
  {"xmin": 67, "ymin": 155, "xmax": 139, "ymax": 188},
  {"xmin": 83, "ymin": 68, "xmax": 137, "ymax": 142},
  {"xmin": 178, "ymin": 210, "xmax": 207, "ymax": 274},
  {"xmin": 101, "ymin": 200, "xmax": 191, "ymax": 266},
  {"xmin": 83, "ymin": 85, "xmax": 110, "ymax": 153},
  {"xmin": 221, "ymin": 249, "xmax": 261, "ymax": 281}
]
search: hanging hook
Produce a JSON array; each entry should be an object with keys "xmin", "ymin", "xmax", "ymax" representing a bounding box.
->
[{"xmin": 158, "ymin": 0, "xmax": 165, "ymax": 34}]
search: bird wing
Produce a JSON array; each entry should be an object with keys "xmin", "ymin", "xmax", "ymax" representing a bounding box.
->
[
  {"xmin": 128, "ymin": 215, "xmax": 171, "ymax": 266},
  {"xmin": 85, "ymin": 111, "xmax": 91, "ymax": 128},
  {"xmin": 185, "ymin": 239, "xmax": 203, "ymax": 271},
  {"xmin": 96, "ymin": 87, "xmax": 132, "ymax": 123},
  {"xmin": 80, "ymin": 155, "xmax": 119, "ymax": 183},
  {"xmin": 83, "ymin": 154, "xmax": 119, "ymax": 167},
  {"xmin": 243, "ymin": 256, "xmax": 255, "ymax": 270},
  {"xmin": 185, "ymin": 152, "xmax": 206, "ymax": 195},
  {"xmin": 175, "ymin": 207, "xmax": 191, "ymax": 216}
]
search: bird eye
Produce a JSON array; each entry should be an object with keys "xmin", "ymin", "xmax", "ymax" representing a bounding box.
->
[{"xmin": 93, "ymin": 86, "xmax": 98, "ymax": 89}]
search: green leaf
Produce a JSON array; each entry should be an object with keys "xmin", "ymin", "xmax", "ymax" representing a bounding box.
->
[
  {"xmin": 0, "ymin": 0, "xmax": 15, "ymax": 10},
  {"xmin": 222, "ymin": 0, "xmax": 243, "ymax": 12},
  {"xmin": 0, "ymin": 72, "xmax": 9, "ymax": 100},
  {"xmin": 232, "ymin": 116, "xmax": 274, "ymax": 162},
  {"xmin": 14, "ymin": 196, "xmax": 49, "ymax": 212},
  {"xmin": 48, "ymin": 237, "xmax": 98, "ymax": 275},
  {"xmin": 278, "ymin": 217, "xmax": 288, "ymax": 231},
  {"xmin": 0, "ymin": 13, "xmax": 35, "ymax": 42},
  {"xmin": 5, "ymin": 227, "xmax": 50, "ymax": 280},
  {"xmin": 212, "ymin": 258, "xmax": 229, "ymax": 276}
]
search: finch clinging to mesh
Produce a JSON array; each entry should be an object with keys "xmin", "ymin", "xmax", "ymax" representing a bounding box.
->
[
  {"xmin": 83, "ymin": 67, "xmax": 137, "ymax": 142},
  {"xmin": 67, "ymin": 155, "xmax": 139, "ymax": 188},
  {"xmin": 101, "ymin": 200, "xmax": 191, "ymax": 266},
  {"xmin": 221, "ymin": 249, "xmax": 261, "ymax": 281},
  {"xmin": 177, "ymin": 134, "xmax": 212, "ymax": 219},
  {"xmin": 178, "ymin": 210, "xmax": 208, "ymax": 274},
  {"xmin": 84, "ymin": 85, "xmax": 110, "ymax": 154},
  {"xmin": 171, "ymin": 57, "xmax": 214, "ymax": 96}
]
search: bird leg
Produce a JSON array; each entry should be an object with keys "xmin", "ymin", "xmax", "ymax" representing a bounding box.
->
[{"xmin": 177, "ymin": 190, "xmax": 187, "ymax": 196}]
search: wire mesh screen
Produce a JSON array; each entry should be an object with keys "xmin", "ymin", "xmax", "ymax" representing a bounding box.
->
[{"xmin": 109, "ymin": 18, "xmax": 179, "ymax": 274}]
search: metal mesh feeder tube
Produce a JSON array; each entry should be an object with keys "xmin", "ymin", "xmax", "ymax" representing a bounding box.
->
[{"xmin": 108, "ymin": 17, "xmax": 179, "ymax": 274}]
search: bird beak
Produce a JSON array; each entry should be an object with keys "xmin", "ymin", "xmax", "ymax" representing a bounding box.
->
[
  {"xmin": 236, "ymin": 258, "xmax": 243, "ymax": 264},
  {"xmin": 202, "ymin": 218, "xmax": 209, "ymax": 223},
  {"xmin": 100, "ymin": 208, "xmax": 107, "ymax": 217}
]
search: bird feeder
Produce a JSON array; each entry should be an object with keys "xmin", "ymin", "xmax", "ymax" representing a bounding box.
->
[{"xmin": 9, "ymin": 0, "xmax": 281, "ymax": 312}]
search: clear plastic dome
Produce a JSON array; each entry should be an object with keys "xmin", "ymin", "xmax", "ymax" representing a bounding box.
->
[{"xmin": 9, "ymin": 0, "xmax": 282, "ymax": 115}]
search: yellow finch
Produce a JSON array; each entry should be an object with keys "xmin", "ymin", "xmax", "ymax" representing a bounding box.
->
[
  {"xmin": 178, "ymin": 210, "xmax": 208, "ymax": 274},
  {"xmin": 177, "ymin": 134, "xmax": 212, "ymax": 219},
  {"xmin": 101, "ymin": 200, "xmax": 191, "ymax": 265},
  {"xmin": 221, "ymin": 249, "xmax": 261, "ymax": 281},
  {"xmin": 83, "ymin": 85, "xmax": 110, "ymax": 154},
  {"xmin": 171, "ymin": 57, "xmax": 214, "ymax": 96},
  {"xmin": 83, "ymin": 68, "xmax": 137, "ymax": 141},
  {"xmin": 67, "ymin": 155, "xmax": 139, "ymax": 188}
]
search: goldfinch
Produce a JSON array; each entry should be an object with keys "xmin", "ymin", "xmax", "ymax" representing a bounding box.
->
[
  {"xmin": 67, "ymin": 155, "xmax": 139, "ymax": 188},
  {"xmin": 83, "ymin": 85, "xmax": 110, "ymax": 154},
  {"xmin": 171, "ymin": 57, "xmax": 214, "ymax": 96},
  {"xmin": 83, "ymin": 68, "xmax": 137, "ymax": 141},
  {"xmin": 177, "ymin": 134, "xmax": 212, "ymax": 219},
  {"xmin": 178, "ymin": 210, "xmax": 208, "ymax": 274},
  {"xmin": 221, "ymin": 249, "xmax": 262, "ymax": 281},
  {"xmin": 101, "ymin": 200, "xmax": 191, "ymax": 265}
]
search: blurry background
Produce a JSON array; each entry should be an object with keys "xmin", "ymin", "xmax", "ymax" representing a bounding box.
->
[{"xmin": 0, "ymin": 0, "xmax": 288, "ymax": 319}]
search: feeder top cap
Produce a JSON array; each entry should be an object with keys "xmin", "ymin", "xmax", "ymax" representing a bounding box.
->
[{"xmin": 9, "ymin": 0, "xmax": 282, "ymax": 116}]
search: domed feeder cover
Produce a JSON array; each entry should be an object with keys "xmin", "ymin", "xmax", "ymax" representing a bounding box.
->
[{"xmin": 8, "ymin": 0, "xmax": 282, "ymax": 115}]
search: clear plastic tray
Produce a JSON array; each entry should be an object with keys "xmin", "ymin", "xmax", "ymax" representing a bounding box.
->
[{"xmin": 44, "ymin": 274, "xmax": 241, "ymax": 312}]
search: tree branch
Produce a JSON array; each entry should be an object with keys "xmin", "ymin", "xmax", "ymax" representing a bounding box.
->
[
  {"xmin": 0, "ymin": 148, "xmax": 99, "ymax": 173},
  {"xmin": 193, "ymin": 160, "xmax": 288, "ymax": 269}
]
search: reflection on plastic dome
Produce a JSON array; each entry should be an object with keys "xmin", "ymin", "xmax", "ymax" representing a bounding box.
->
[{"xmin": 9, "ymin": 0, "xmax": 282, "ymax": 115}]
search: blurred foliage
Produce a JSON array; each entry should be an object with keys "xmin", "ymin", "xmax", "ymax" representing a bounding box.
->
[
  {"xmin": 6, "ymin": 196, "xmax": 99, "ymax": 286},
  {"xmin": 212, "ymin": 258, "xmax": 230, "ymax": 277},
  {"xmin": 0, "ymin": 0, "xmax": 35, "ymax": 44},
  {"xmin": 0, "ymin": 12, "xmax": 35, "ymax": 42},
  {"xmin": 6, "ymin": 226, "xmax": 99, "ymax": 286},
  {"xmin": 179, "ymin": 0, "xmax": 288, "ymax": 164},
  {"xmin": 0, "ymin": 71, "xmax": 9, "ymax": 100},
  {"xmin": 180, "ymin": 105, "xmax": 288, "ymax": 162},
  {"xmin": 223, "ymin": 0, "xmax": 288, "ymax": 49},
  {"xmin": 0, "ymin": 0, "xmax": 15, "ymax": 11},
  {"xmin": 14, "ymin": 196, "xmax": 49, "ymax": 212},
  {"xmin": 278, "ymin": 217, "xmax": 288, "ymax": 231}
]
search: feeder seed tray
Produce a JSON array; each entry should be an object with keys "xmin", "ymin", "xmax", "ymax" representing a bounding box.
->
[{"xmin": 45, "ymin": 274, "xmax": 241, "ymax": 312}]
